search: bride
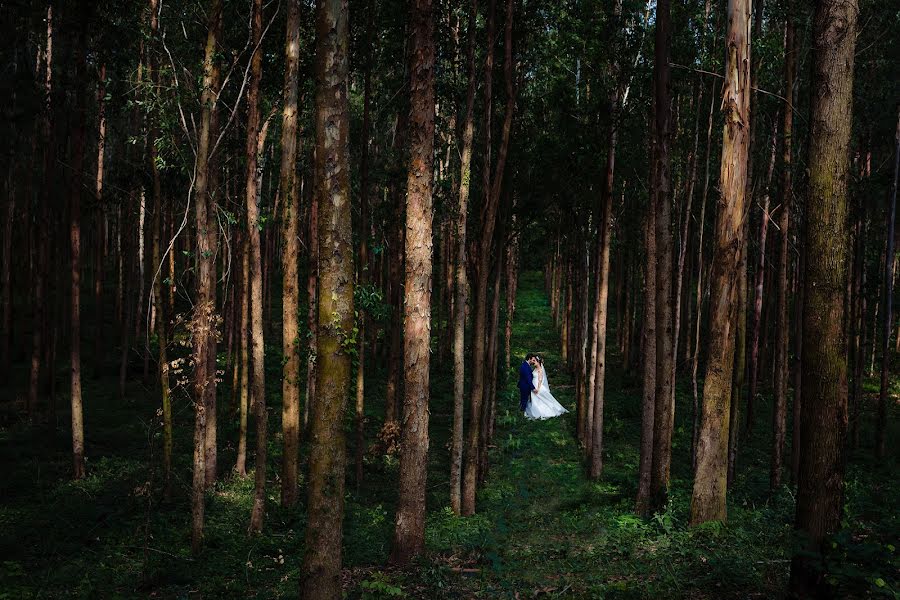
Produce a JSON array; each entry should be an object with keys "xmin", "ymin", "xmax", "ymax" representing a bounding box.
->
[{"xmin": 524, "ymin": 356, "xmax": 568, "ymax": 420}]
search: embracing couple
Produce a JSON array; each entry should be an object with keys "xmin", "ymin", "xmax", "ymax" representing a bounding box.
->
[{"xmin": 517, "ymin": 353, "xmax": 568, "ymax": 420}]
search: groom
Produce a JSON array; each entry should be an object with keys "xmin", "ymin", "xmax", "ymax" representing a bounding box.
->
[{"xmin": 517, "ymin": 353, "xmax": 538, "ymax": 412}]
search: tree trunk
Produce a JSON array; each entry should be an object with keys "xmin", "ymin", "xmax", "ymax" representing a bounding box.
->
[
  {"xmin": 190, "ymin": 0, "xmax": 222, "ymax": 554},
  {"xmin": 246, "ymin": 0, "xmax": 267, "ymax": 535},
  {"xmin": 690, "ymin": 0, "xmax": 751, "ymax": 525},
  {"xmin": 747, "ymin": 126, "xmax": 779, "ymax": 438},
  {"xmin": 148, "ymin": 0, "xmax": 172, "ymax": 497},
  {"xmin": 650, "ymin": 0, "xmax": 674, "ymax": 512},
  {"xmin": 93, "ymin": 64, "xmax": 107, "ymax": 367},
  {"xmin": 876, "ymin": 112, "xmax": 899, "ymax": 459},
  {"xmin": 305, "ymin": 173, "xmax": 318, "ymax": 432},
  {"xmin": 463, "ymin": 0, "xmax": 517, "ymax": 516},
  {"xmin": 353, "ymin": 0, "xmax": 374, "ymax": 492},
  {"xmin": 279, "ymin": 0, "xmax": 302, "ymax": 509},
  {"xmin": 235, "ymin": 237, "xmax": 250, "ymax": 476},
  {"xmin": 692, "ymin": 80, "xmax": 716, "ymax": 468},
  {"xmin": 771, "ymin": 18, "xmax": 795, "ymax": 490},
  {"xmin": 635, "ymin": 181, "xmax": 657, "ymax": 516},
  {"xmin": 589, "ymin": 0, "xmax": 623, "ymax": 479},
  {"xmin": 790, "ymin": 0, "xmax": 856, "ymax": 592},
  {"xmin": 385, "ymin": 109, "xmax": 407, "ymax": 427},
  {"xmin": 391, "ymin": 0, "xmax": 435, "ymax": 564},
  {"xmin": 301, "ymin": 0, "xmax": 353, "ymax": 594},
  {"xmin": 70, "ymin": 20, "xmax": 89, "ymax": 480},
  {"xmin": 450, "ymin": 0, "xmax": 478, "ymax": 516}
]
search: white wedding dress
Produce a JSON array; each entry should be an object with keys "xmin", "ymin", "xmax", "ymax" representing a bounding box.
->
[{"xmin": 524, "ymin": 366, "xmax": 569, "ymax": 420}]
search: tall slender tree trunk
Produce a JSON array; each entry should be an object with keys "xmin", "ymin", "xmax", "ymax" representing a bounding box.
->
[
  {"xmin": 635, "ymin": 185, "xmax": 657, "ymax": 516},
  {"xmin": 771, "ymin": 18, "xmax": 795, "ymax": 490},
  {"xmin": 29, "ymin": 4, "xmax": 54, "ymax": 419},
  {"xmin": 305, "ymin": 175, "xmax": 319, "ymax": 431},
  {"xmin": 245, "ymin": 0, "xmax": 267, "ymax": 535},
  {"xmin": 450, "ymin": 0, "xmax": 478, "ymax": 516},
  {"xmin": 650, "ymin": 0, "xmax": 674, "ymax": 511},
  {"xmin": 190, "ymin": 0, "xmax": 222, "ymax": 554},
  {"xmin": 93, "ymin": 64, "xmax": 107, "ymax": 366},
  {"xmin": 392, "ymin": 0, "xmax": 435, "ymax": 564},
  {"xmin": 70, "ymin": 19, "xmax": 89, "ymax": 480},
  {"xmin": 385, "ymin": 110, "xmax": 407, "ymax": 427},
  {"xmin": 235, "ymin": 237, "xmax": 250, "ymax": 476},
  {"xmin": 463, "ymin": 0, "xmax": 501, "ymax": 516},
  {"xmin": 692, "ymin": 81, "xmax": 716, "ymax": 467},
  {"xmin": 279, "ymin": 0, "xmax": 302, "ymax": 509},
  {"xmin": 354, "ymin": 0, "xmax": 374, "ymax": 492},
  {"xmin": 790, "ymin": 0, "xmax": 856, "ymax": 592},
  {"xmin": 148, "ymin": 0, "xmax": 172, "ymax": 497},
  {"xmin": 876, "ymin": 112, "xmax": 899, "ymax": 459},
  {"xmin": 589, "ymin": 0, "xmax": 623, "ymax": 479},
  {"xmin": 747, "ymin": 126, "xmax": 779, "ymax": 438},
  {"xmin": 690, "ymin": 0, "xmax": 751, "ymax": 525},
  {"xmin": 466, "ymin": 0, "xmax": 515, "ymax": 514},
  {"xmin": 300, "ymin": 0, "xmax": 353, "ymax": 594}
]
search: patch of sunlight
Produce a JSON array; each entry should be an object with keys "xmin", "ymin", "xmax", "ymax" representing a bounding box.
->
[
  {"xmin": 613, "ymin": 513, "xmax": 647, "ymax": 531},
  {"xmin": 481, "ymin": 479, "xmax": 516, "ymax": 503},
  {"xmin": 592, "ymin": 481, "xmax": 621, "ymax": 496},
  {"xmin": 548, "ymin": 430, "xmax": 569, "ymax": 447}
]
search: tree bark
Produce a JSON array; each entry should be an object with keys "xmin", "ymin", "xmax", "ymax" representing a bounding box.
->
[
  {"xmin": 148, "ymin": 0, "xmax": 172, "ymax": 497},
  {"xmin": 246, "ymin": 0, "xmax": 267, "ymax": 535},
  {"xmin": 876, "ymin": 111, "xmax": 899, "ymax": 459},
  {"xmin": 690, "ymin": 0, "xmax": 751, "ymax": 525},
  {"xmin": 354, "ymin": 0, "xmax": 375, "ymax": 493},
  {"xmin": 191, "ymin": 0, "xmax": 222, "ymax": 554},
  {"xmin": 635, "ymin": 179, "xmax": 657, "ymax": 516},
  {"xmin": 650, "ymin": 0, "xmax": 674, "ymax": 511},
  {"xmin": 771, "ymin": 18, "xmax": 795, "ymax": 490},
  {"xmin": 790, "ymin": 0, "xmax": 856, "ymax": 592},
  {"xmin": 392, "ymin": 0, "xmax": 435, "ymax": 564},
  {"xmin": 300, "ymin": 0, "xmax": 353, "ymax": 594},
  {"xmin": 279, "ymin": 0, "xmax": 302, "ymax": 510},
  {"xmin": 70, "ymin": 18, "xmax": 89, "ymax": 480},
  {"xmin": 463, "ymin": 0, "xmax": 516, "ymax": 516},
  {"xmin": 236, "ymin": 237, "xmax": 250, "ymax": 476},
  {"xmin": 450, "ymin": 0, "xmax": 478, "ymax": 516}
]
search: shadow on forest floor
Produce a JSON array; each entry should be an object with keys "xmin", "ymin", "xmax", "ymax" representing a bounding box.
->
[{"xmin": 1, "ymin": 271, "xmax": 898, "ymax": 598}]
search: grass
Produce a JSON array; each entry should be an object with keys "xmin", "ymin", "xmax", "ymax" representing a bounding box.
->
[{"xmin": 1, "ymin": 271, "xmax": 898, "ymax": 598}]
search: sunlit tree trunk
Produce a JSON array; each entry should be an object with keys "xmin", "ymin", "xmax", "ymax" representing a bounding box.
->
[
  {"xmin": 392, "ymin": 0, "xmax": 435, "ymax": 564},
  {"xmin": 464, "ymin": 0, "xmax": 517, "ymax": 516},
  {"xmin": 246, "ymin": 0, "xmax": 267, "ymax": 535},
  {"xmin": 70, "ymin": 18, "xmax": 89, "ymax": 480},
  {"xmin": 301, "ymin": 0, "xmax": 353, "ymax": 594},
  {"xmin": 148, "ymin": 0, "xmax": 172, "ymax": 497},
  {"xmin": 190, "ymin": 0, "xmax": 222, "ymax": 554},
  {"xmin": 279, "ymin": 0, "xmax": 302, "ymax": 509},
  {"xmin": 690, "ymin": 0, "xmax": 751, "ymax": 525},
  {"xmin": 790, "ymin": 0, "xmax": 856, "ymax": 592},
  {"xmin": 235, "ymin": 237, "xmax": 250, "ymax": 476},
  {"xmin": 450, "ymin": 0, "xmax": 478, "ymax": 516}
]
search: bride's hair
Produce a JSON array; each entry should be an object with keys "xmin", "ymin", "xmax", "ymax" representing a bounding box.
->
[{"xmin": 535, "ymin": 356, "xmax": 544, "ymax": 366}]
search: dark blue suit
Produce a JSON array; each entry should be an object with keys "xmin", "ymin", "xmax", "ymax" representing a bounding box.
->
[{"xmin": 517, "ymin": 361, "xmax": 535, "ymax": 411}]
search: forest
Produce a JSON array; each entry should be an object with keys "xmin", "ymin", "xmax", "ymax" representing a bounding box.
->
[{"xmin": 0, "ymin": 0, "xmax": 898, "ymax": 597}]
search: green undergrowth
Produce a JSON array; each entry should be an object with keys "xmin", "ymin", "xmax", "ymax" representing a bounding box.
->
[{"xmin": 1, "ymin": 271, "xmax": 897, "ymax": 599}]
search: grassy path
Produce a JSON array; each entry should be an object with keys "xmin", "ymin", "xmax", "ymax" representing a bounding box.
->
[{"xmin": 425, "ymin": 271, "xmax": 794, "ymax": 598}]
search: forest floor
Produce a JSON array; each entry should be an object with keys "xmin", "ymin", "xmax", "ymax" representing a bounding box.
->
[{"xmin": 1, "ymin": 272, "xmax": 898, "ymax": 599}]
